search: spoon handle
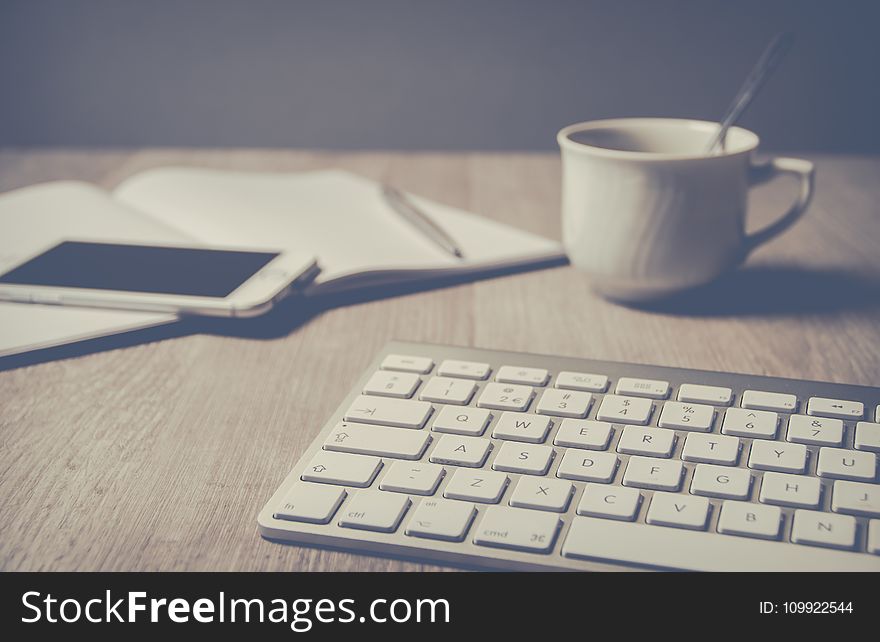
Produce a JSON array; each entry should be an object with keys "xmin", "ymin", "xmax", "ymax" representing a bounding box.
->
[{"xmin": 707, "ymin": 31, "xmax": 795, "ymax": 154}]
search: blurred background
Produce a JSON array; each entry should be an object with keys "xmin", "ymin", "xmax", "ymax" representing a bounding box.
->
[{"xmin": 1, "ymin": 0, "xmax": 878, "ymax": 152}]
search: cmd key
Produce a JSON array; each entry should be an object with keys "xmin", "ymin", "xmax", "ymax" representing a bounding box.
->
[{"xmin": 473, "ymin": 506, "xmax": 561, "ymax": 553}]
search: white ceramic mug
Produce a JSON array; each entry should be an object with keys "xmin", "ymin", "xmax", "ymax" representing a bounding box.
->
[{"xmin": 558, "ymin": 118, "xmax": 815, "ymax": 302}]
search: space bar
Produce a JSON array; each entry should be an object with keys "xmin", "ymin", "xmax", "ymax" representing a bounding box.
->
[{"xmin": 562, "ymin": 516, "xmax": 879, "ymax": 571}]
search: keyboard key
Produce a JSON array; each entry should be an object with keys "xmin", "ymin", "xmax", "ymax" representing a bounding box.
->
[
  {"xmin": 681, "ymin": 433, "xmax": 740, "ymax": 465},
  {"xmin": 431, "ymin": 405, "xmax": 491, "ymax": 436},
  {"xmin": 615, "ymin": 377, "xmax": 670, "ymax": 399},
  {"xmin": 477, "ymin": 382, "xmax": 533, "ymax": 412},
  {"xmin": 616, "ymin": 425, "xmax": 676, "ymax": 458},
  {"xmin": 443, "ymin": 469, "xmax": 508, "ymax": 503},
  {"xmin": 721, "ymin": 407, "xmax": 778, "ymax": 439},
  {"xmin": 274, "ymin": 482, "xmax": 346, "ymax": 524},
  {"xmin": 747, "ymin": 440, "xmax": 808, "ymax": 474},
  {"xmin": 379, "ymin": 461, "xmax": 445, "ymax": 495},
  {"xmin": 492, "ymin": 442, "xmax": 555, "ymax": 475},
  {"xmin": 429, "ymin": 435, "xmax": 492, "ymax": 467},
  {"xmin": 790, "ymin": 509, "xmax": 856, "ymax": 550},
  {"xmin": 786, "ymin": 414, "xmax": 844, "ymax": 446},
  {"xmin": 338, "ymin": 490, "xmax": 410, "ymax": 533},
  {"xmin": 622, "ymin": 456, "xmax": 684, "ymax": 491},
  {"xmin": 816, "ymin": 447, "xmax": 876, "ymax": 481},
  {"xmin": 473, "ymin": 506, "xmax": 560, "ymax": 553},
  {"xmin": 344, "ymin": 395, "xmax": 433, "ymax": 429},
  {"xmin": 657, "ymin": 401, "xmax": 715, "ymax": 432},
  {"xmin": 496, "ymin": 365, "xmax": 549, "ymax": 386},
  {"xmin": 362, "ymin": 370, "xmax": 421, "ymax": 398},
  {"xmin": 419, "ymin": 376, "xmax": 477, "ymax": 405},
  {"xmin": 741, "ymin": 390, "xmax": 797, "ymax": 413},
  {"xmin": 553, "ymin": 419, "xmax": 613, "ymax": 450},
  {"xmin": 437, "ymin": 359, "xmax": 490, "ymax": 380},
  {"xmin": 323, "ymin": 422, "xmax": 431, "ymax": 460},
  {"xmin": 869, "ymin": 520, "xmax": 880, "ymax": 554},
  {"xmin": 690, "ymin": 464, "xmax": 752, "ymax": 499},
  {"xmin": 555, "ymin": 371, "xmax": 608, "ymax": 392},
  {"xmin": 576, "ymin": 484, "xmax": 642, "ymax": 521},
  {"xmin": 301, "ymin": 451, "xmax": 383, "ymax": 487},
  {"xmin": 717, "ymin": 501, "xmax": 782, "ymax": 540},
  {"xmin": 759, "ymin": 472, "xmax": 821, "ymax": 508},
  {"xmin": 807, "ymin": 397, "xmax": 863, "ymax": 420},
  {"xmin": 405, "ymin": 498, "xmax": 476, "ymax": 542},
  {"xmin": 381, "ymin": 354, "xmax": 433, "ymax": 374},
  {"xmin": 556, "ymin": 449, "xmax": 619, "ymax": 482},
  {"xmin": 596, "ymin": 394, "xmax": 653, "ymax": 425},
  {"xmin": 855, "ymin": 421, "xmax": 880, "ymax": 452},
  {"xmin": 509, "ymin": 477, "xmax": 574, "ymax": 512},
  {"xmin": 677, "ymin": 383, "xmax": 732, "ymax": 406},
  {"xmin": 492, "ymin": 411, "xmax": 552, "ymax": 443},
  {"xmin": 831, "ymin": 480, "xmax": 880, "ymax": 517},
  {"xmin": 265, "ymin": 342, "xmax": 880, "ymax": 571},
  {"xmin": 562, "ymin": 515, "xmax": 872, "ymax": 571},
  {"xmin": 535, "ymin": 389, "xmax": 592, "ymax": 418},
  {"xmin": 646, "ymin": 492, "xmax": 710, "ymax": 530}
]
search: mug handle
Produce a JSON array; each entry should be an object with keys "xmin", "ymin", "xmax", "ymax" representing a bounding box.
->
[{"xmin": 744, "ymin": 157, "xmax": 815, "ymax": 254}]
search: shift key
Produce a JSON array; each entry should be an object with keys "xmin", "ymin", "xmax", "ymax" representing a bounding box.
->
[
  {"xmin": 473, "ymin": 506, "xmax": 560, "ymax": 553},
  {"xmin": 301, "ymin": 451, "xmax": 382, "ymax": 487}
]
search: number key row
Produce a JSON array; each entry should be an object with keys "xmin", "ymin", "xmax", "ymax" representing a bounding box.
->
[
  {"xmin": 376, "ymin": 358, "xmax": 873, "ymax": 424},
  {"xmin": 367, "ymin": 365, "xmax": 874, "ymax": 430}
]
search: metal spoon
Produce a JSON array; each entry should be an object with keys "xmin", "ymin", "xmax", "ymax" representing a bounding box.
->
[{"xmin": 706, "ymin": 31, "xmax": 795, "ymax": 154}]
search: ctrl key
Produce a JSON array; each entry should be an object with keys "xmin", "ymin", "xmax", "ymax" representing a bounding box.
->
[
  {"xmin": 338, "ymin": 490, "xmax": 411, "ymax": 533},
  {"xmin": 473, "ymin": 506, "xmax": 561, "ymax": 553},
  {"xmin": 274, "ymin": 482, "xmax": 347, "ymax": 524}
]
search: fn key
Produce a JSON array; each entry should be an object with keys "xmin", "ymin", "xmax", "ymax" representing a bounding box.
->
[{"xmin": 274, "ymin": 482, "xmax": 347, "ymax": 524}]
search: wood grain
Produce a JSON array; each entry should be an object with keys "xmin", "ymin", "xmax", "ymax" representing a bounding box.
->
[{"xmin": 1, "ymin": 149, "xmax": 879, "ymax": 571}]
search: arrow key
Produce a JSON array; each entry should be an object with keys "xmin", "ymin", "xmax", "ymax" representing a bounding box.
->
[{"xmin": 807, "ymin": 397, "xmax": 864, "ymax": 420}]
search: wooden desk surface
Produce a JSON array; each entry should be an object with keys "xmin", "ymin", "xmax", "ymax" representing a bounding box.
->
[{"xmin": 2, "ymin": 149, "xmax": 879, "ymax": 571}]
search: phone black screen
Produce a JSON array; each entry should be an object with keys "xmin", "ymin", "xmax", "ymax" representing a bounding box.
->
[{"xmin": 0, "ymin": 241, "xmax": 280, "ymax": 298}]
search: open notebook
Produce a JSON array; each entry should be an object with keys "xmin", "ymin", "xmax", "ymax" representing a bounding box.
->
[{"xmin": 0, "ymin": 167, "xmax": 563, "ymax": 357}]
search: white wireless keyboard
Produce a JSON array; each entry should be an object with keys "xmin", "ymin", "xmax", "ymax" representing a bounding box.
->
[{"xmin": 258, "ymin": 341, "xmax": 880, "ymax": 571}]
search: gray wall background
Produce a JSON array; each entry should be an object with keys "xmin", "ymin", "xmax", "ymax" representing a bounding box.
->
[{"xmin": 1, "ymin": 0, "xmax": 878, "ymax": 151}]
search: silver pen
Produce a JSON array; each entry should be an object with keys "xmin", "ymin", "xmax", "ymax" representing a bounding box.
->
[{"xmin": 381, "ymin": 184, "xmax": 465, "ymax": 259}]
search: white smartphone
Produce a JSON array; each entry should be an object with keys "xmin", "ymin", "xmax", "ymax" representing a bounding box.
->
[{"xmin": 0, "ymin": 240, "xmax": 319, "ymax": 317}]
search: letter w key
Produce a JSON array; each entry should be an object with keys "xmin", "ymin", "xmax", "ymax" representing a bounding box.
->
[{"xmin": 493, "ymin": 412, "xmax": 552, "ymax": 443}]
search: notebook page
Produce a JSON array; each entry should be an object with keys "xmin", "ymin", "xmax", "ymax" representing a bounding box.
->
[
  {"xmin": 0, "ymin": 182, "xmax": 184, "ymax": 357},
  {"xmin": 112, "ymin": 167, "xmax": 563, "ymax": 290}
]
